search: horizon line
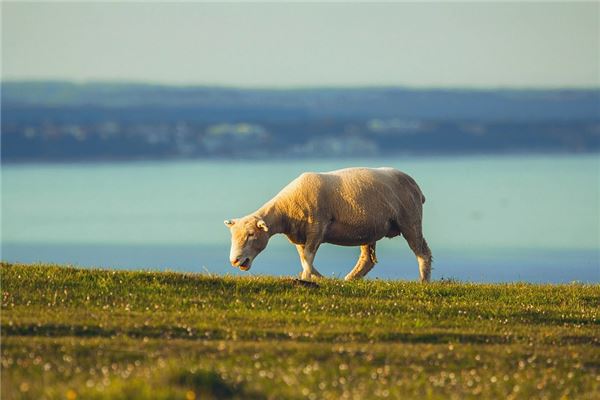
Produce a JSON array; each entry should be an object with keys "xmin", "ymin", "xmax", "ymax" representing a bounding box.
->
[{"xmin": 3, "ymin": 78, "xmax": 599, "ymax": 92}]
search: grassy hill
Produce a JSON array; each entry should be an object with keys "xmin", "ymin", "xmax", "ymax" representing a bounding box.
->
[{"xmin": 1, "ymin": 262, "xmax": 599, "ymax": 399}]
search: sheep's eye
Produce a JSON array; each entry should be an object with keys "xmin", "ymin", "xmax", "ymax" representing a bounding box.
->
[{"xmin": 248, "ymin": 233, "xmax": 255, "ymax": 239}]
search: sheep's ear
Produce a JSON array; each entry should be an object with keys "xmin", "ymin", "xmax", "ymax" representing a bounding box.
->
[
  {"xmin": 257, "ymin": 219, "xmax": 269, "ymax": 232},
  {"xmin": 224, "ymin": 219, "xmax": 235, "ymax": 227}
]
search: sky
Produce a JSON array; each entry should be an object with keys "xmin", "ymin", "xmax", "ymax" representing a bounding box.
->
[{"xmin": 2, "ymin": 1, "xmax": 599, "ymax": 88}]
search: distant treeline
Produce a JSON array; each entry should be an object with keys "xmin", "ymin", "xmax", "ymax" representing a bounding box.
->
[{"xmin": 2, "ymin": 82, "xmax": 599, "ymax": 161}]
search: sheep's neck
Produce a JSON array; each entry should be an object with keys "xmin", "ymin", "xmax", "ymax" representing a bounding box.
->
[{"xmin": 255, "ymin": 202, "xmax": 288, "ymax": 237}]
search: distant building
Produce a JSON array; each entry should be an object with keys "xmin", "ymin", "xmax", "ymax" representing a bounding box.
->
[
  {"xmin": 202, "ymin": 123, "xmax": 269, "ymax": 155},
  {"xmin": 367, "ymin": 118, "xmax": 422, "ymax": 135},
  {"xmin": 291, "ymin": 136, "xmax": 378, "ymax": 157}
]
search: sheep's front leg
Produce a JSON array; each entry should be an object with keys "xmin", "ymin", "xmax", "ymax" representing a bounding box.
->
[{"xmin": 296, "ymin": 242, "xmax": 323, "ymax": 281}]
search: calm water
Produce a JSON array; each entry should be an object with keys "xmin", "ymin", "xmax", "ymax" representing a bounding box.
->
[{"xmin": 2, "ymin": 155, "xmax": 599, "ymax": 283}]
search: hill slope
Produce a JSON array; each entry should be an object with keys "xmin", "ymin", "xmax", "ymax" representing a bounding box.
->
[
  {"xmin": 1, "ymin": 262, "xmax": 599, "ymax": 399},
  {"xmin": 2, "ymin": 82, "xmax": 599, "ymax": 161}
]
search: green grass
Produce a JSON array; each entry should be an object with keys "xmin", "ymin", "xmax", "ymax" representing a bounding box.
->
[{"xmin": 1, "ymin": 262, "xmax": 599, "ymax": 399}]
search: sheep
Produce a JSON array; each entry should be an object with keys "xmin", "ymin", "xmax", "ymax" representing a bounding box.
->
[{"xmin": 224, "ymin": 167, "xmax": 432, "ymax": 281}]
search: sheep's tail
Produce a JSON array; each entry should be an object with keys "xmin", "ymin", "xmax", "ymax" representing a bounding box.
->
[{"xmin": 401, "ymin": 172, "xmax": 426, "ymax": 204}]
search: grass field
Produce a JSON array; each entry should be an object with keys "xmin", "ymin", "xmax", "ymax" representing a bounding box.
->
[{"xmin": 1, "ymin": 262, "xmax": 599, "ymax": 399}]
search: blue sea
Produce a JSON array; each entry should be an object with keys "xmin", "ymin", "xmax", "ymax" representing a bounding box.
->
[{"xmin": 2, "ymin": 155, "xmax": 598, "ymax": 283}]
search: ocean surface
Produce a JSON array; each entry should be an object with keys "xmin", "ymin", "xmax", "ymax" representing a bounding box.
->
[{"xmin": 2, "ymin": 155, "xmax": 599, "ymax": 283}]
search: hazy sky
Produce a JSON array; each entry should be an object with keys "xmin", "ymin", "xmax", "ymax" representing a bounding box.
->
[{"xmin": 2, "ymin": 1, "xmax": 598, "ymax": 88}]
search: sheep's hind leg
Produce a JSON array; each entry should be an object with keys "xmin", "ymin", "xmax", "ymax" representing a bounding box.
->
[
  {"xmin": 344, "ymin": 243, "xmax": 377, "ymax": 281},
  {"xmin": 403, "ymin": 226, "xmax": 432, "ymax": 282},
  {"xmin": 296, "ymin": 244, "xmax": 323, "ymax": 281}
]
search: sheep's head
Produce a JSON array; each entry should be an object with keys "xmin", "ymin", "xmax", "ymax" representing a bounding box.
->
[{"xmin": 224, "ymin": 216, "xmax": 269, "ymax": 271}]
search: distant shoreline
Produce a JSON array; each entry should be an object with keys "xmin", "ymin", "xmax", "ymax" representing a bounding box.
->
[
  {"xmin": 2, "ymin": 149, "xmax": 599, "ymax": 166},
  {"xmin": 3, "ymin": 82, "xmax": 599, "ymax": 161}
]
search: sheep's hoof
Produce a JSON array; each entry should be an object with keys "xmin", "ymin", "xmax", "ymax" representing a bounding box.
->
[{"xmin": 300, "ymin": 271, "xmax": 322, "ymax": 281}]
